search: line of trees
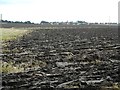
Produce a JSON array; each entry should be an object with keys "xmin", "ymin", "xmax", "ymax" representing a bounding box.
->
[
  {"xmin": 1, "ymin": 20, "xmax": 118, "ymax": 25},
  {"xmin": 1, "ymin": 20, "xmax": 34, "ymax": 24}
]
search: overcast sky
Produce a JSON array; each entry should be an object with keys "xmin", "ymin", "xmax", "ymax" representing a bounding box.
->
[{"xmin": 0, "ymin": 0, "xmax": 119, "ymax": 23}]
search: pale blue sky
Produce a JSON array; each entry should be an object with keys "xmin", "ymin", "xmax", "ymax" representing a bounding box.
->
[{"xmin": 0, "ymin": 0, "xmax": 119, "ymax": 23}]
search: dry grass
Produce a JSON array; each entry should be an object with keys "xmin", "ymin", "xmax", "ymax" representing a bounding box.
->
[
  {"xmin": 0, "ymin": 28, "xmax": 29, "ymax": 41},
  {"xmin": 0, "ymin": 28, "xmax": 46, "ymax": 74},
  {"xmin": 1, "ymin": 61, "xmax": 24, "ymax": 73},
  {"xmin": 0, "ymin": 28, "xmax": 30, "ymax": 73}
]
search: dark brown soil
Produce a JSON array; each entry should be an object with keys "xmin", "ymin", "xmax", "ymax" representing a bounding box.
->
[{"xmin": 2, "ymin": 26, "xmax": 120, "ymax": 90}]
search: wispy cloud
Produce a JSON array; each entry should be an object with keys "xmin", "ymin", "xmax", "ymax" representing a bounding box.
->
[
  {"xmin": 0, "ymin": 0, "xmax": 33, "ymax": 5},
  {"xmin": 0, "ymin": 0, "xmax": 9, "ymax": 5}
]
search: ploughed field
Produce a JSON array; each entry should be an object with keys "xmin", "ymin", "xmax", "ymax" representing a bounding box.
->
[{"xmin": 2, "ymin": 27, "xmax": 120, "ymax": 90}]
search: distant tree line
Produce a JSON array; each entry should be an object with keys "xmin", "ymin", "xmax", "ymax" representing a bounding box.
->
[
  {"xmin": 1, "ymin": 20, "xmax": 118, "ymax": 25},
  {"xmin": 1, "ymin": 20, "xmax": 34, "ymax": 24}
]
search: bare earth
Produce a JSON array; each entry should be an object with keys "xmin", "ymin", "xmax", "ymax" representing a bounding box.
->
[{"xmin": 2, "ymin": 26, "xmax": 120, "ymax": 90}]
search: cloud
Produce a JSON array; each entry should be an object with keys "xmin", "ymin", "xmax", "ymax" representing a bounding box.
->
[
  {"xmin": 0, "ymin": 0, "xmax": 9, "ymax": 5},
  {"xmin": 0, "ymin": 0, "xmax": 119, "ymax": 23},
  {"xmin": 0, "ymin": 0, "xmax": 33, "ymax": 5}
]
